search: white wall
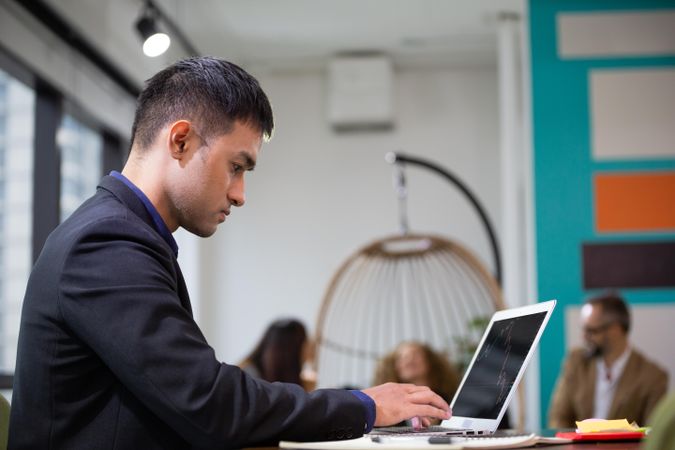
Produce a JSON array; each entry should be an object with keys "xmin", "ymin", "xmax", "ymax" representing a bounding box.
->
[{"xmin": 195, "ymin": 65, "xmax": 502, "ymax": 368}]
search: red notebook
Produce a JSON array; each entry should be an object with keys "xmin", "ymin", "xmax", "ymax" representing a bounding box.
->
[{"xmin": 555, "ymin": 431, "xmax": 645, "ymax": 441}]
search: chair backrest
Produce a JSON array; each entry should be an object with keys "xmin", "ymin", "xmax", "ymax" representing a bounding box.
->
[
  {"xmin": 315, "ymin": 233, "xmax": 504, "ymax": 389},
  {"xmin": 643, "ymin": 392, "xmax": 675, "ymax": 450},
  {"xmin": 0, "ymin": 393, "xmax": 9, "ymax": 450}
]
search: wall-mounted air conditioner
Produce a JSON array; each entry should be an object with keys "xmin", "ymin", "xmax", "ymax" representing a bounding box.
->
[{"xmin": 327, "ymin": 53, "xmax": 394, "ymax": 131}]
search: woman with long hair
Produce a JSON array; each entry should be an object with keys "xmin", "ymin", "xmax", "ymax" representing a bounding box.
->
[
  {"xmin": 373, "ymin": 341, "xmax": 461, "ymax": 403},
  {"xmin": 239, "ymin": 318, "xmax": 314, "ymax": 390}
]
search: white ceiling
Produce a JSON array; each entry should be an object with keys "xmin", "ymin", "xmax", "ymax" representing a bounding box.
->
[{"xmin": 43, "ymin": 0, "xmax": 523, "ymax": 85}]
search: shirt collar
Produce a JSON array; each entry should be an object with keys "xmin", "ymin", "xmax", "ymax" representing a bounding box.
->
[
  {"xmin": 610, "ymin": 346, "xmax": 631, "ymax": 375},
  {"xmin": 109, "ymin": 171, "xmax": 179, "ymax": 257},
  {"xmin": 597, "ymin": 346, "xmax": 631, "ymax": 381}
]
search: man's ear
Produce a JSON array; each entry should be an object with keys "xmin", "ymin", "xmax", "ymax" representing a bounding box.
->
[{"xmin": 168, "ymin": 120, "xmax": 192, "ymax": 160}]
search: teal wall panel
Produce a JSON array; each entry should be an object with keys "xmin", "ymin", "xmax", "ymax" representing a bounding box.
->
[{"xmin": 528, "ymin": 0, "xmax": 675, "ymax": 426}]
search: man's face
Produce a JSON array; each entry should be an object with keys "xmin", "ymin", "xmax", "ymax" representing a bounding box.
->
[
  {"xmin": 581, "ymin": 303, "xmax": 613, "ymax": 358},
  {"xmin": 169, "ymin": 120, "xmax": 262, "ymax": 237}
]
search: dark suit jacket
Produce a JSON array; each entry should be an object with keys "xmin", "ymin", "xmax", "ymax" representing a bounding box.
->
[
  {"xmin": 9, "ymin": 176, "xmax": 365, "ymax": 449},
  {"xmin": 548, "ymin": 347, "xmax": 668, "ymax": 428}
]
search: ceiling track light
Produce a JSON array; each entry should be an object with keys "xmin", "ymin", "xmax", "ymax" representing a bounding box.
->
[
  {"xmin": 134, "ymin": 0, "xmax": 200, "ymax": 58},
  {"xmin": 135, "ymin": 3, "xmax": 170, "ymax": 57}
]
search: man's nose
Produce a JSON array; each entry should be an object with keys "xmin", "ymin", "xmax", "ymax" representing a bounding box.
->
[{"xmin": 228, "ymin": 177, "xmax": 246, "ymax": 207}]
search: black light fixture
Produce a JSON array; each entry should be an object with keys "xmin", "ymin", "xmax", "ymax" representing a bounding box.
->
[
  {"xmin": 135, "ymin": 1, "xmax": 170, "ymax": 57},
  {"xmin": 134, "ymin": 0, "xmax": 200, "ymax": 58}
]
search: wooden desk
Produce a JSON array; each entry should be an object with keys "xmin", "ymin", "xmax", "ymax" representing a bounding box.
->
[
  {"xmin": 546, "ymin": 443, "xmax": 641, "ymax": 450},
  {"xmin": 274, "ymin": 443, "xmax": 643, "ymax": 450},
  {"xmin": 537, "ymin": 429, "xmax": 643, "ymax": 449},
  {"xmin": 271, "ymin": 434, "xmax": 645, "ymax": 450},
  {"xmin": 261, "ymin": 442, "xmax": 643, "ymax": 450}
]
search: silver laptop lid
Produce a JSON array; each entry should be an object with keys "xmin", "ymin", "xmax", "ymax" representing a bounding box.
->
[{"xmin": 441, "ymin": 300, "xmax": 556, "ymax": 433}]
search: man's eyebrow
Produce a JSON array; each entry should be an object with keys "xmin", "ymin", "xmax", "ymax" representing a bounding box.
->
[{"xmin": 237, "ymin": 151, "xmax": 256, "ymax": 170}]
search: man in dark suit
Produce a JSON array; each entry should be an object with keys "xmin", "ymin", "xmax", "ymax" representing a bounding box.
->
[
  {"xmin": 548, "ymin": 292, "xmax": 668, "ymax": 428},
  {"xmin": 9, "ymin": 57, "xmax": 450, "ymax": 449}
]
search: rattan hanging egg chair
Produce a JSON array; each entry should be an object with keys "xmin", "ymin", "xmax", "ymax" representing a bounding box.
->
[{"xmin": 315, "ymin": 232, "xmax": 504, "ymax": 388}]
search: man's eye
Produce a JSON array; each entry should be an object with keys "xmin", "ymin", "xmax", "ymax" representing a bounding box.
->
[{"xmin": 232, "ymin": 163, "xmax": 243, "ymax": 173}]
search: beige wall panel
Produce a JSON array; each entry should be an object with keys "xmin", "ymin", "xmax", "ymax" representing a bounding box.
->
[
  {"xmin": 558, "ymin": 11, "xmax": 675, "ymax": 58},
  {"xmin": 590, "ymin": 68, "xmax": 675, "ymax": 160}
]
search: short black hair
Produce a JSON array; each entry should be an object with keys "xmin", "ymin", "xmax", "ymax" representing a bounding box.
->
[
  {"xmin": 586, "ymin": 291, "xmax": 631, "ymax": 333},
  {"xmin": 130, "ymin": 56, "xmax": 273, "ymax": 151}
]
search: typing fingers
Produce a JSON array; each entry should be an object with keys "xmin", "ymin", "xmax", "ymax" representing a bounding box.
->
[
  {"xmin": 412, "ymin": 404, "xmax": 451, "ymax": 420},
  {"xmin": 363, "ymin": 382, "xmax": 452, "ymax": 426},
  {"xmin": 407, "ymin": 388, "xmax": 450, "ymax": 412},
  {"xmin": 416, "ymin": 416, "xmax": 434, "ymax": 429}
]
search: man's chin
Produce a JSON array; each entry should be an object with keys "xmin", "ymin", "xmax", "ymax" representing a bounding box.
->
[
  {"xmin": 183, "ymin": 223, "xmax": 218, "ymax": 238},
  {"xmin": 584, "ymin": 345, "xmax": 603, "ymax": 359}
]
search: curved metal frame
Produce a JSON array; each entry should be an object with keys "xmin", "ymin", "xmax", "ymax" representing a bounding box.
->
[{"xmin": 387, "ymin": 152, "xmax": 502, "ymax": 285}]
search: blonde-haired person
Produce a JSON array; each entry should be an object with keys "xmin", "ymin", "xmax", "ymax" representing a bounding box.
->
[{"xmin": 374, "ymin": 341, "xmax": 461, "ymax": 403}]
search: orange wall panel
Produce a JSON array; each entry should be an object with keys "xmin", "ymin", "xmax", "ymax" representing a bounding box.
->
[{"xmin": 595, "ymin": 171, "xmax": 675, "ymax": 232}]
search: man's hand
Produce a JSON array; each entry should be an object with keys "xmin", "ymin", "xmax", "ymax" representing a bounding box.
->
[{"xmin": 362, "ymin": 383, "xmax": 451, "ymax": 427}]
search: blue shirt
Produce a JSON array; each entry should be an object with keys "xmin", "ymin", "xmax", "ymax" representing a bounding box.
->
[{"xmin": 108, "ymin": 171, "xmax": 376, "ymax": 432}]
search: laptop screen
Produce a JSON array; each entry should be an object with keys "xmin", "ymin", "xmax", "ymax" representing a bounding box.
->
[{"xmin": 451, "ymin": 311, "xmax": 548, "ymax": 419}]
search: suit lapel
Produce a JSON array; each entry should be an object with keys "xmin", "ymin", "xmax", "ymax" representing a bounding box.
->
[
  {"xmin": 608, "ymin": 350, "xmax": 636, "ymax": 418},
  {"xmin": 173, "ymin": 260, "xmax": 193, "ymax": 317},
  {"xmin": 98, "ymin": 175, "xmax": 193, "ymax": 317},
  {"xmin": 584, "ymin": 359, "xmax": 597, "ymax": 419}
]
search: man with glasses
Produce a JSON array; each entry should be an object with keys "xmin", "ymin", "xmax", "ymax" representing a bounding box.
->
[{"xmin": 548, "ymin": 292, "xmax": 668, "ymax": 428}]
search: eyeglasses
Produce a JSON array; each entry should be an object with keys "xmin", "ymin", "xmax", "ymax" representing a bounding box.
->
[{"xmin": 583, "ymin": 322, "xmax": 613, "ymax": 335}]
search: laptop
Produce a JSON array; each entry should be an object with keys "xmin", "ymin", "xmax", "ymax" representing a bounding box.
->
[{"xmin": 370, "ymin": 299, "xmax": 556, "ymax": 437}]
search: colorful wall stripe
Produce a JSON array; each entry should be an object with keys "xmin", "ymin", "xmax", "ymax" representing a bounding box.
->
[
  {"xmin": 594, "ymin": 171, "xmax": 675, "ymax": 232},
  {"xmin": 583, "ymin": 241, "xmax": 675, "ymax": 288},
  {"xmin": 589, "ymin": 68, "xmax": 675, "ymax": 160},
  {"xmin": 557, "ymin": 11, "xmax": 675, "ymax": 58}
]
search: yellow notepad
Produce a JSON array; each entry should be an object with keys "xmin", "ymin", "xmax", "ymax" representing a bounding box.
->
[{"xmin": 575, "ymin": 419, "xmax": 635, "ymax": 433}]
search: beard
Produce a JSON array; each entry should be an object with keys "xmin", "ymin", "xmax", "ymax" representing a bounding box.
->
[{"xmin": 584, "ymin": 342, "xmax": 604, "ymax": 359}]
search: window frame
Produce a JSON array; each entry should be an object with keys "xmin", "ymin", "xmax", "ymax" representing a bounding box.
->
[{"xmin": 0, "ymin": 46, "xmax": 128, "ymax": 386}]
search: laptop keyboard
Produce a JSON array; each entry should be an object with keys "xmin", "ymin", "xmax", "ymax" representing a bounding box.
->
[{"xmin": 370, "ymin": 426, "xmax": 478, "ymax": 436}]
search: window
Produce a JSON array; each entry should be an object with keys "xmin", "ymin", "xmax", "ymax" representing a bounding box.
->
[
  {"xmin": 58, "ymin": 114, "xmax": 102, "ymax": 221},
  {"xmin": 0, "ymin": 47, "xmax": 126, "ymax": 386},
  {"xmin": 0, "ymin": 69, "xmax": 35, "ymax": 372}
]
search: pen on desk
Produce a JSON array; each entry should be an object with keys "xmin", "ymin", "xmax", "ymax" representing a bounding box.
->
[
  {"xmin": 370, "ymin": 436, "xmax": 427, "ymax": 443},
  {"xmin": 428, "ymin": 436, "xmax": 453, "ymax": 444}
]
